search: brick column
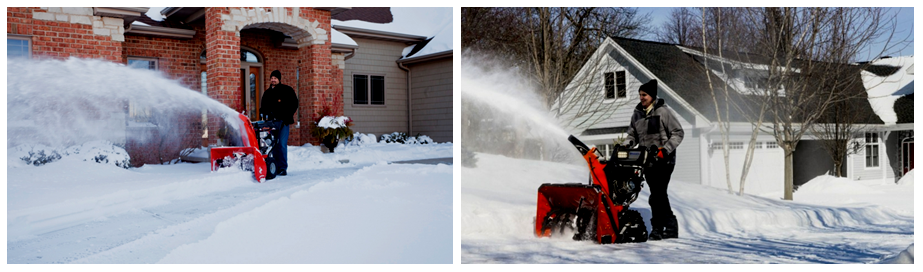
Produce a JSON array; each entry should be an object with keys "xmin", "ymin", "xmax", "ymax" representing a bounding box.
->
[
  {"xmin": 296, "ymin": 9, "xmax": 341, "ymax": 146},
  {"xmin": 205, "ymin": 7, "xmax": 241, "ymax": 145}
]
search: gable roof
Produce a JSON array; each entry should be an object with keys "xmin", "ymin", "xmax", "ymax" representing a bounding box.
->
[{"xmin": 608, "ymin": 36, "xmax": 883, "ymax": 125}]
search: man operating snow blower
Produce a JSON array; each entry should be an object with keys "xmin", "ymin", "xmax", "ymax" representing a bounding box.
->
[
  {"xmin": 260, "ymin": 70, "xmax": 298, "ymax": 176},
  {"xmin": 626, "ymin": 79, "xmax": 684, "ymax": 240}
]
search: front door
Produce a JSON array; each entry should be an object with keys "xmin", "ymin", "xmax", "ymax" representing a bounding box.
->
[{"xmin": 239, "ymin": 67, "xmax": 262, "ymax": 121}]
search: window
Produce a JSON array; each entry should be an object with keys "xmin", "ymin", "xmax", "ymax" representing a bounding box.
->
[
  {"xmin": 616, "ymin": 71, "xmax": 626, "ymax": 98},
  {"xmin": 127, "ymin": 57, "xmax": 158, "ymax": 123},
  {"xmin": 754, "ymin": 142, "xmax": 763, "ymax": 149},
  {"xmin": 604, "ymin": 71, "xmax": 627, "ymax": 99},
  {"xmin": 128, "ymin": 57, "xmax": 157, "ymax": 70},
  {"xmin": 353, "ymin": 74, "xmax": 384, "ymax": 105},
  {"xmin": 865, "ymin": 132, "xmax": 880, "ymax": 167},
  {"xmin": 765, "ymin": 141, "xmax": 778, "ymax": 149},
  {"xmin": 8, "ymin": 35, "xmax": 32, "ymax": 59}
]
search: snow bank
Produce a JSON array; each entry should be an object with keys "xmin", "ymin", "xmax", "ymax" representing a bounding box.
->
[
  {"xmin": 462, "ymin": 153, "xmax": 914, "ymax": 263},
  {"xmin": 797, "ymin": 174, "xmax": 877, "ymax": 194},
  {"xmin": 897, "ymin": 169, "xmax": 914, "ymax": 186},
  {"xmin": 879, "ymin": 244, "xmax": 914, "ymax": 264}
]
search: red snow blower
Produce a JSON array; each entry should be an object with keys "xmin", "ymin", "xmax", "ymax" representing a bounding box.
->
[
  {"xmin": 210, "ymin": 113, "xmax": 283, "ymax": 183},
  {"xmin": 535, "ymin": 135, "xmax": 651, "ymax": 244}
]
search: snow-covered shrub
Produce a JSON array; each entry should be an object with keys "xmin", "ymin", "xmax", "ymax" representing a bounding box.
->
[
  {"xmin": 345, "ymin": 132, "xmax": 377, "ymax": 146},
  {"xmin": 64, "ymin": 141, "xmax": 132, "ymax": 169},
  {"xmin": 379, "ymin": 132, "xmax": 434, "ymax": 144},
  {"xmin": 13, "ymin": 141, "xmax": 131, "ymax": 169},
  {"xmin": 20, "ymin": 150, "xmax": 63, "ymax": 166},
  {"xmin": 417, "ymin": 135, "xmax": 434, "ymax": 144}
]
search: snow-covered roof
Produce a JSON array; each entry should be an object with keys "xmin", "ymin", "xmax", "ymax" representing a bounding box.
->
[
  {"xmin": 332, "ymin": 7, "xmax": 452, "ymax": 59},
  {"xmin": 146, "ymin": 7, "xmax": 166, "ymax": 22},
  {"xmin": 861, "ymin": 56, "xmax": 914, "ymax": 125}
]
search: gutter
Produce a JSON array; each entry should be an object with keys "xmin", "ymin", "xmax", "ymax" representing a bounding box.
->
[
  {"xmin": 396, "ymin": 49, "xmax": 452, "ymax": 65},
  {"xmin": 397, "ymin": 61, "xmax": 412, "ymax": 135},
  {"xmin": 126, "ymin": 25, "xmax": 196, "ymax": 39},
  {"xmin": 333, "ymin": 25, "xmax": 427, "ymax": 43}
]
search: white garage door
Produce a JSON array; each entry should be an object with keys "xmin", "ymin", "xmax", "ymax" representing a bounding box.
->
[{"xmin": 706, "ymin": 141, "xmax": 784, "ymax": 195}]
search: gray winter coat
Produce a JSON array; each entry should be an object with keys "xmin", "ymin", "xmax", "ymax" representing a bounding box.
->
[{"xmin": 625, "ymin": 98, "xmax": 684, "ymax": 164}]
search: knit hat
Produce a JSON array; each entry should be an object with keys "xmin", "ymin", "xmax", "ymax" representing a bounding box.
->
[
  {"xmin": 270, "ymin": 70, "xmax": 282, "ymax": 81},
  {"xmin": 639, "ymin": 79, "xmax": 657, "ymax": 98}
]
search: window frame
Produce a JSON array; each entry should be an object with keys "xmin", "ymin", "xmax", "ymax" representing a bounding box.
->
[
  {"xmin": 865, "ymin": 132, "xmax": 881, "ymax": 168},
  {"xmin": 126, "ymin": 56, "xmax": 159, "ymax": 124},
  {"xmin": 8, "ymin": 34, "xmax": 32, "ymax": 59},
  {"xmin": 127, "ymin": 56, "xmax": 159, "ymax": 70},
  {"xmin": 603, "ymin": 70, "xmax": 628, "ymax": 100},
  {"xmin": 352, "ymin": 73, "xmax": 386, "ymax": 106}
]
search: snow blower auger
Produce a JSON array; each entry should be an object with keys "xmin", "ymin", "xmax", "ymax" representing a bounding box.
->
[
  {"xmin": 210, "ymin": 113, "xmax": 283, "ymax": 183},
  {"xmin": 535, "ymin": 135, "xmax": 651, "ymax": 244}
]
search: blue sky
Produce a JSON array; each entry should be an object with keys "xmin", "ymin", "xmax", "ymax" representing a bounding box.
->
[{"xmin": 635, "ymin": 7, "xmax": 913, "ymax": 61}]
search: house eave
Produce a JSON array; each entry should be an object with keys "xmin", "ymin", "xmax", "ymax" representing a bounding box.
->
[
  {"xmin": 126, "ymin": 25, "xmax": 196, "ymax": 39},
  {"xmin": 398, "ymin": 50, "xmax": 452, "ymax": 64},
  {"xmin": 332, "ymin": 25, "xmax": 427, "ymax": 43},
  {"xmin": 315, "ymin": 7, "xmax": 352, "ymax": 16}
]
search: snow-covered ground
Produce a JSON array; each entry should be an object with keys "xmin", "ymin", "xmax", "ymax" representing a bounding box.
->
[
  {"xmin": 7, "ymin": 141, "xmax": 453, "ymax": 264},
  {"xmin": 461, "ymin": 152, "xmax": 914, "ymax": 263}
]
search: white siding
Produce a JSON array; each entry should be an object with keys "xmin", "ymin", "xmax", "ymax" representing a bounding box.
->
[{"xmin": 850, "ymin": 132, "xmax": 895, "ymax": 181}]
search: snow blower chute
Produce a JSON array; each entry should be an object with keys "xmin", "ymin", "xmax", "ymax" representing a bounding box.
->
[
  {"xmin": 535, "ymin": 135, "xmax": 651, "ymax": 244},
  {"xmin": 210, "ymin": 113, "xmax": 283, "ymax": 183}
]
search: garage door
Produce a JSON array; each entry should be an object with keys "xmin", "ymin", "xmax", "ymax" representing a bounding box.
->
[{"xmin": 707, "ymin": 141, "xmax": 784, "ymax": 195}]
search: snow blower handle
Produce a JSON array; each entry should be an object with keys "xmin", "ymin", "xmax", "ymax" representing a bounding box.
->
[{"xmin": 568, "ymin": 135, "xmax": 591, "ymax": 156}]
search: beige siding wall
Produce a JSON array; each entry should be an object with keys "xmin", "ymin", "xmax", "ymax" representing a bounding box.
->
[
  {"xmin": 408, "ymin": 58, "xmax": 453, "ymax": 143},
  {"xmin": 343, "ymin": 38, "xmax": 409, "ymax": 137}
]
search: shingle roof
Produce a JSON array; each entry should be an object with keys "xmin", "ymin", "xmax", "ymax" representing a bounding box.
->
[
  {"xmin": 609, "ymin": 36, "xmax": 884, "ymax": 125},
  {"xmin": 332, "ymin": 7, "xmax": 393, "ymax": 24}
]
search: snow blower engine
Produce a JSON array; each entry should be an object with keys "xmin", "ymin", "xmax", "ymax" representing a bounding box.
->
[
  {"xmin": 210, "ymin": 113, "xmax": 284, "ymax": 183},
  {"xmin": 535, "ymin": 135, "xmax": 652, "ymax": 244}
]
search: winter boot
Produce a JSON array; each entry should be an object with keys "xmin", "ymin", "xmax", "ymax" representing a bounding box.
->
[
  {"xmin": 648, "ymin": 218, "xmax": 663, "ymax": 241},
  {"xmin": 662, "ymin": 216, "xmax": 678, "ymax": 239}
]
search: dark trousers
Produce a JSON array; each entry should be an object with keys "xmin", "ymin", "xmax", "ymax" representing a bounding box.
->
[
  {"xmin": 270, "ymin": 124, "xmax": 288, "ymax": 171},
  {"xmin": 645, "ymin": 162, "xmax": 675, "ymax": 220}
]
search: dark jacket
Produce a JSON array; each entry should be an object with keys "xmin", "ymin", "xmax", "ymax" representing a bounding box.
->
[
  {"xmin": 625, "ymin": 98, "xmax": 685, "ymax": 164},
  {"xmin": 260, "ymin": 83, "xmax": 298, "ymax": 125}
]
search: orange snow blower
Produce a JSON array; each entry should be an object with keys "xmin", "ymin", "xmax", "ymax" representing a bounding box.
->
[
  {"xmin": 210, "ymin": 113, "xmax": 283, "ymax": 183},
  {"xmin": 535, "ymin": 135, "xmax": 651, "ymax": 244}
]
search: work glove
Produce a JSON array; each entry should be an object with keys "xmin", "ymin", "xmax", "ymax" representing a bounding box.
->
[{"xmin": 648, "ymin": 145, "xmax": 665, "ymax": 163}]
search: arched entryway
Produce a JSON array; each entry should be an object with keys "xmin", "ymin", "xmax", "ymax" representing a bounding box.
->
[{"xmin": 201, "ymin": 47, "xmax": 264, "ymax": 121}]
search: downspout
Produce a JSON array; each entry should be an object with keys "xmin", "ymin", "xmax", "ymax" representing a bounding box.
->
[
  {"xmin": 344, "ymin": 48, "xmax": 356, "ymax": 61},
  {"xmin": 398, "ymin": 61, "xmax": 412, "ymax": 135}
]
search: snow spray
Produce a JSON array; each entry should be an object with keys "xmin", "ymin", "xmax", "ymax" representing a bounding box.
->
[
  {"xmin": 461, "ymin": 52, "xmax": 584, "ymax": 164},
  {"xmin": 7, "ymin": 58, "xmax": 241, "ymax": 148}
]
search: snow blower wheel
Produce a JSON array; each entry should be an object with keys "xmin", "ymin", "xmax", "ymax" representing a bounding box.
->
[{"xmin": 265, "ymin": 157, "xmax": 277, "ymax": 180}]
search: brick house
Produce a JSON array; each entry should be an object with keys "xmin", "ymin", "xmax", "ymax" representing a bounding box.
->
[{"xmin": 7, "ymin": 7, "xmax": 453, "ymax": 147}]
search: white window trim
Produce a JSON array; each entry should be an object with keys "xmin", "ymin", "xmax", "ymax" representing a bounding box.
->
[
  {"xmin": 603, "ymin": 70, "xmax": 629, "ymax": 103},
  {"xmin": 8, "ymin": 34, "xmax": 32, "ymax": 59},
  {"xmin": 864, "ymin": 132, "xmax": 881, "ymax": 170},
  {"xmin": 352, "ymin": 73, "xmax": 386, "ymax": 106}
]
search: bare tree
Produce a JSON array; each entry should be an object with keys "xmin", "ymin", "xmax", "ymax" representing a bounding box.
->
[
  {"xmin": 744, "ymin": 7, "xmax": 906, "ymax": 200},
  {"xmin": 463, "ymin": 7, "xmax": 651, "ymax": 110},
  {"xmin": 656, "ymin": 7, "xmax": 697, "ymax": 46}
]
